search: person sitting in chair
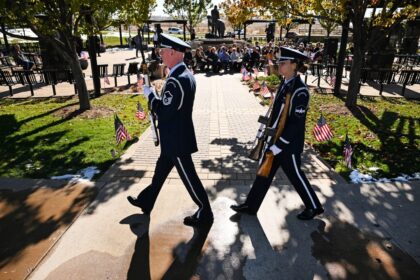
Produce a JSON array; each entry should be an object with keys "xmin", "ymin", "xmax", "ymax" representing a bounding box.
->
[{"xmin": 12, "ymin": 44, "xmax": 35, "ymax": 70}]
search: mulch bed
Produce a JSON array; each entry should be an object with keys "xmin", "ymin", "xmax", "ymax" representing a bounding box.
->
[{"xmin": 0, "ymin": 182, "xmax": 97, "ymax": 280}]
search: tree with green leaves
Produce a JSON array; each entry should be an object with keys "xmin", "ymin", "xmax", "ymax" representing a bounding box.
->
[
  {"xmin": 256, "ymin": 0, "xmax": 419, "ymax": 107},
  {"xmin": 163, "ymin": 0, "xmax": 212, "ymax": 33},
  {"xmin": 0, "ymin": 0, "xmax": 155, "ymax": 111}
]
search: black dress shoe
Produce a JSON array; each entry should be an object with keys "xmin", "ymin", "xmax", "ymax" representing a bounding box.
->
[
  {"xmin": 230, "ymin": 203, "xmax": 257, "ymax": 215},
  {"xmin": 297, "ymin": 207, "xmax": 324, "ymax": 220},
  {"xmin": 127, "ymin": 196, "xmax": 151, "ymax": 215},
  {"xmin": 183, "ymin": 214, "xmax": 214, "ymax": 227}
]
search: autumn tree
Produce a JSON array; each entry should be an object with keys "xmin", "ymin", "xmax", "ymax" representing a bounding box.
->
[{"xmin": 220, "ymin": 0, "xmax": 258, "ymax": 32}]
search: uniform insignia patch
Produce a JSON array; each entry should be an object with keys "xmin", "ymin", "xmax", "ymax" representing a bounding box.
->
[
  {"xmin": 295, "ymin": 105, "xmax": 306, "ymax": 117},
  {"xmin": 163, "ymin": 91, "xmax": 173, "ymax": 106}
]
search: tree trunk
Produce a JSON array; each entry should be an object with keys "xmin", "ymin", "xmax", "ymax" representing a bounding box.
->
[
  {"xmin": 68, "ymin": 55, "xmax": 91, "ymax": 111},
  {"xmin": 47, "ymin": 35, "xmax": 91, "ymax": 111},
  {"xmin": 334, "ymin": 18, "xmax": 350, "ymax": 96},
  {"xmin": 346, "ymin": 15, "xmax": 364, "ymax": 108}
]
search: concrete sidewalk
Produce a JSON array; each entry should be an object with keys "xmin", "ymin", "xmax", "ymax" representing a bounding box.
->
[{"xmin": 28, "ymin": 73, "xmax": 420, "ymax": 279}]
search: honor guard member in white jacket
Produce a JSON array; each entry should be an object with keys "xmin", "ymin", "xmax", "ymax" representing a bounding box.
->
[
  {"xmin": 231, "ymin": 47, "xmax": 324, "ymax": 220},
  {"xmin": 127, "ymin": 33, "xmax": 213, "ymax": 227}
]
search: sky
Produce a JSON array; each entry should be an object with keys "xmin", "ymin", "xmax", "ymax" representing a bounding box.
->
[{"xmin": 153, "ymin": 0, "xmax": 224, "ymax": 16}]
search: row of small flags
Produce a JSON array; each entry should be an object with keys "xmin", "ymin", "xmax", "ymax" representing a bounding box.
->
[
  {"xmin": 243, "ymin": 66, "xmax": 273, "ymax": 100},
  {"xmin": 313, "ymin": 114, "xmax": 353, "ymax": 168},
  {"xmin": 114, "ymin": 101, "xmax": 147, "ymax": 145}
]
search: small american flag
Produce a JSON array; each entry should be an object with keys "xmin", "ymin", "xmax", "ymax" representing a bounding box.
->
[
  {"xmin": 260, "ymin": 81, "xmax": 270, "ymax": 98},
  {"xmin": 313, "ymin": 114, "xmax": 333, "ymax": 142},
  {"xmin": 114, "ymin": 114, "xmax": 131, "ymax": 145},
  {"xmin": 240, "ymin": 66, "xmax": 246, "ymax": 74},
  {"xmin": 242, "ymin": 71, "xmax": 251, "ymax": 81},
  {"xmin": 253, "ymin": 67, "xmax": 259, "ymax": 77},
  {"xmin": 104, "ymin": 76, "xmax": 110, "ymax": 85},
  {"xmin": 137, "ymin": 75, "xmax": 144, "ymax": 91},
  {"xmin": 253, "ymin": 80, "xmax": 261, "ymax": 91},
  {"xmin": 344, "ymin": 133, "xmax": 353, "ymax": 168},
  {"xmin": 136, "ymin": 102, "xmax": 146, "ymax": 120}
]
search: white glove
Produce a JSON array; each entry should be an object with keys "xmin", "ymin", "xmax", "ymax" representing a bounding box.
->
[
  {"xmin": 269, "ymin": 145, "xmax": 282, "ymax": 155},
  {"xmin": 143, "ymin": 85, "xmax": 155, "ymax": 98}
]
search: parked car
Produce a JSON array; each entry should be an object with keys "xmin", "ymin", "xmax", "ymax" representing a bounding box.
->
[{"xmin": 168, "ymin": 27, "xmax": 183, "ymax": 34}]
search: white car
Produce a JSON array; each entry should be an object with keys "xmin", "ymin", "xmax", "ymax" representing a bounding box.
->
[{"xmin": 168, "ymin": 27, "xmax": 183, "ymax": 34}]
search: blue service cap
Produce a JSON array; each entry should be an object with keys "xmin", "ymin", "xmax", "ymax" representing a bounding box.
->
[
  {"xmin": 278, "ymin": 46, "xmax": 310, "ymax": 62},
  {"xmin": 159, "ymin": 33, "xmax": 191, "ymax": 52}
]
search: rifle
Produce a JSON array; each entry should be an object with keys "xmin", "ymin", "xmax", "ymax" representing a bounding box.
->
[
  {"xmin": 248, "ymin": 100, "xmax": 274, "ymax": 161},
  {"xmin": 138, "ymin": 29, "xmax": 160, "ymax": 147},
  {"xmin": 257, "ymin": 79, "xmax": 295, "ymax": 177}
]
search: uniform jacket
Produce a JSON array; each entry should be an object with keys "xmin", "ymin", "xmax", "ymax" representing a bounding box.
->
[
  {"xmin": 268, "ymin": 75, "xmax": 309, "ymax": 154},
  {"xmin": 148, "ymin": 63, "xmax": 198, "ymax": 156}
]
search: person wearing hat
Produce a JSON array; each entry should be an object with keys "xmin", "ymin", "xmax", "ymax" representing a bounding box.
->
[
  {"xmin": 231, "ymin": 47, "xmax": 324, "ymax": 220},
  {"xmin": 127, "ymin": 33, "xmax": 213, "ymax": 227}
]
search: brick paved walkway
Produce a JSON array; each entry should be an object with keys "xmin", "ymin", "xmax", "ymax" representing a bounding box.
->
[{"xmin": 101, "ymin": 72, "xmax": 345, "ymax": 191}]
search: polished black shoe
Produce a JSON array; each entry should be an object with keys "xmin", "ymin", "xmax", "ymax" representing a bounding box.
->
[
  {"xmin": 230, "ymin": 203, "xmax": 257, "ymax": 215},
  {"xmin": 297, "ymin": 207, "xmax": 324, "ymax": 220},
  {"xmin": 127, "ymin": 196, "xmax": 151, "ymax": 215},
  {"xmin": 183, "ymin": 214, "xmax": 214, "ymax": 227}
]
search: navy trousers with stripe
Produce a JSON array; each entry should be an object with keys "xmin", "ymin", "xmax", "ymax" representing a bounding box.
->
[
  {"xmin": 246, "ymin": 151, "xmax": 322, "ymax": 213},
  {"xmin": 136, "ymin": 154, "xmax": 212, "ymax": 219}
]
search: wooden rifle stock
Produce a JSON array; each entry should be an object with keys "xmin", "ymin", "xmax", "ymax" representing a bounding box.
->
[
  {"xmin": 257, "ymin": 92, "xmax": 292, "ymax": 177},
  {"xmin": 249, "ymin": 138, "xmax": 265, "ymax": 161}
]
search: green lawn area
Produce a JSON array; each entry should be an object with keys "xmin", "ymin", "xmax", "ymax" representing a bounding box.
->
[
  {"xmin": 249, "ymin": 76, "xmax": 420, "ymax": 179},
  {"xmin": 0, "ymin": 94, "xmax": 150, "ymax": 179},
  {"xmin": 306, "ymin": 94, "xmax": 420, "ymax": 179}
]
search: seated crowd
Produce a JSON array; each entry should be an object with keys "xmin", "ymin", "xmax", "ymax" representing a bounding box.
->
[{"xmin": 175, "ymin": 40, "xmax": 327, "ymax": 74}]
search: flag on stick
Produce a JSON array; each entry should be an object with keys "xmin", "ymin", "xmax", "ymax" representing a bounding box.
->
[
  {"xmin": 260, "ymin": 81, "xmax": 271, "ymax": 98},
  {"xmin": 135, "ymin": 102, "xmax": 146, "ymax": 120},
  {"xmin": 115, "ymin": 114, "xmax": 131, "ymax": 145},
  {"xmin": 313, "ymin": 114, "xmax": 333, "ymax": 142},
  {"xmin": 253, "ymin": 67, "xmax": 259, "ymax": 77},
  {"xmin": 242, "ymin": 71, "xmax": 251, "ymax": 81},
  {"xmin": 104, "ymin": 76, "xmax": 110, "ymax": 85},
  {"xmin": 253, "ymin": 80, "xmax": 261, "ymax": 91}
]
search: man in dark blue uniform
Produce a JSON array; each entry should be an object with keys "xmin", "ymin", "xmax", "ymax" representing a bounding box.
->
[
  {"xmin": 231, "ymin": 47, "xmax": 324, "ymax": 220},
  {"xmin": 127, "ymin": 33, "xmax": 213, "ymax": 227}
]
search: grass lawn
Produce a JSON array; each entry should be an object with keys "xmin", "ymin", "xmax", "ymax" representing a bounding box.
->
[
  {"xmin": 246, "ymin": 76, "xmax": 420, "ymax": 179},
  {"xmin": 0, "ymin": 94, "xmax": 150, "ymax": 179},
  {"xmin": 306, "ymin": 94, "xmax": 420, "ymax": 179}
]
